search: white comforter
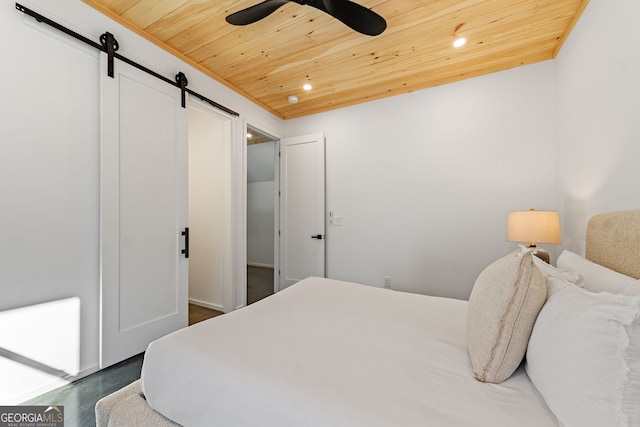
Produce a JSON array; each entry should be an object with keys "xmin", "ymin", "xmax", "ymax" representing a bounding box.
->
[{"xmin": 141, "ymin": 277, "xmax": 558, "ymax": 426}]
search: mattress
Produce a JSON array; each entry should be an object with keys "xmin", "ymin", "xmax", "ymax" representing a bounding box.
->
[{"xmin": 141, "ymin": 277, "xmax": 558, "ymax": 426}]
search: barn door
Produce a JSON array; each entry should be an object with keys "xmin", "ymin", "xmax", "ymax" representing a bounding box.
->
[{"xmin": 99, "ymin": 56, "xmax": 188, "ymax": 368}]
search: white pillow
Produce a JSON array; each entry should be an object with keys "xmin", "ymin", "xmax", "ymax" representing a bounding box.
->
[
  {"xmin": 557, "ymin": 250, "xmax": 640, "ymax": 295},
  {"xmin": 526, "ymin": 279, "xmax": 640, "ymax": 427},
  {"xmin": 531, "ymin": 254, "xmax": 583, "ymax": 288}
]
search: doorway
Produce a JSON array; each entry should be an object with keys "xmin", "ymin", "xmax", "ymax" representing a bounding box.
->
[
  {"xmin": 187, "ymin": 103, "xmax": 233, "ymax": 313},
  {"xmin": 246, "ymin": 126, "xmax": 278, "ymax": 304}
]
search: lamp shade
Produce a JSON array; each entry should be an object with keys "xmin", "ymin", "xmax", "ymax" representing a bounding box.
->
[{"xmin": 507, "ymin": 209, "xmax": 562, "ymax": 245}]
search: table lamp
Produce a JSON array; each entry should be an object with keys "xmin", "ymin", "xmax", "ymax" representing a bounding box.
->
[{"xmin": 507, "ymin": 208, "xmax": 562, "ymax": 263}]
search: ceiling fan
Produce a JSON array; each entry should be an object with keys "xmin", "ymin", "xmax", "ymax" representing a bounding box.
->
[{"xmin": 225, "ymin": 0, "xmax": 387, "ymax": 36}]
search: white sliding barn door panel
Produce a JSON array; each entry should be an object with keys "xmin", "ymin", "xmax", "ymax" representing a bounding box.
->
[
  {"xmin": 100, "ymin": 56, "xmax": 188, "ymax": 368},
  {"xmin": 279, "ymin": 133, "xmax": 326, "ymax": 290}
]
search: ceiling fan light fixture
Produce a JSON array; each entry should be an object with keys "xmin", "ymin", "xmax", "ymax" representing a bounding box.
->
[{"xmin": 288, "ymin": 95, "xmax": 299, "ymax": 104}]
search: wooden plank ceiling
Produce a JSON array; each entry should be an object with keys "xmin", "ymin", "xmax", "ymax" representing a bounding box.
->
[{"xmin": 82, "ymin": 0, "xmax": 589, "ymax": 119}]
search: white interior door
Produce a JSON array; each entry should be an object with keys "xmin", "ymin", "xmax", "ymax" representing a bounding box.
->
[
  {"xmin": 279, "ymin": 133, "xmax": 325, "ymax": 290},
  {"xmin": 100, "ymin": 56, "xmax": 188, "ymax": 368}
]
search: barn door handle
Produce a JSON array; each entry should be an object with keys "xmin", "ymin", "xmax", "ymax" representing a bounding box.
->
[
  {"xmin": 311, "ymin": 234, "xmax": 324, "ymax": 239},
  {"xmin": 181, "ymin": 227, "xmax": 189, "ymax": 258}
]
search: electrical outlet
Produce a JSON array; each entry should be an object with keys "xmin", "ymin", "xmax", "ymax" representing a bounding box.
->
[{"xmin": 383, "ymin": 276, "xmax": 391, "ymax": 289}]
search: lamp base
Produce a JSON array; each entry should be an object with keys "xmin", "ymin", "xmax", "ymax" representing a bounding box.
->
[{"xmin": 529, "ymin": 245, "xmax": 550, "ymax": 264}]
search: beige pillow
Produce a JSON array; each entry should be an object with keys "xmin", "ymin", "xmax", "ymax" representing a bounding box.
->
[{"xmin": 467, "ymin": 251, "xmax": 546, "ymax": 383}]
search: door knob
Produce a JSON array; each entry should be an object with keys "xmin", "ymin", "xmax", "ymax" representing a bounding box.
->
[{"xmin": 311, "ymin": 234, "xmax": 324, "ymax": 240}]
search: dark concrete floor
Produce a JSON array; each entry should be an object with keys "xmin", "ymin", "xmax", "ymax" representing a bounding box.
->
[{"xmin": 22, "ymin": 352, "xmax": 145, "ymax": 427}]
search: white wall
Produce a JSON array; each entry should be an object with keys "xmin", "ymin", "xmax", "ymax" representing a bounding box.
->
[
  {"xmin": 247, "ymin": 141, "xmax": 276, "ymax": 267},
  {"xmin": 555, "ymin": 0, "xmax": 640, "ymax": 254},
  {"xmin": 284, "ymin": 61, "xmax": 558, "ymax": 300},
  {"xmin": 0, "ymin": 0, "xmax": 281, "ymax": 403},
  {"xmin": 188, "ymin": 106, "xmax": 228, "ymax": 311},
  {"xmin": 0, "ymin": 2, "xmax": 99, "ymax": 403}
]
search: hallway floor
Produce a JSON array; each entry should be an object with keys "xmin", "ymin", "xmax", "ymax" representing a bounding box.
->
[
  {"xmin": 247, "ymin": 265, "xmax": 275, "ymax": 304},
  {"xmin": 189, "ymin": 303, "xmax": 223, "ymax": 325}
]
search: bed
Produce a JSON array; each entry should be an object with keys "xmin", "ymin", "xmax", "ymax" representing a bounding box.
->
[{"xmin": 96, "ymin": 210, "xmax": 640, "ymax": 427}]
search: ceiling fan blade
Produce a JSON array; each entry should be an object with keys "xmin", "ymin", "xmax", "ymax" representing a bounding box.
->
[
  {"xmin": 312, "ymin": 0, "xmax": 387, "ymax": 36},
  {"xmin": 226, "ymin": 0, "xmax": 291, "ymax": 26}
]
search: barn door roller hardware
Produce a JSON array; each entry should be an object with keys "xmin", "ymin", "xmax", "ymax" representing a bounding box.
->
[
  {"xmin": 15, "ymin": 3, "xmax": 239, "ymax": 116},
  {"xmin": 99, "ymin": 32, "xmax": 119, "ymax": 78},
  {"xmin": 176, "ymin": 72, "xmax": 188, "ymax": 108}
]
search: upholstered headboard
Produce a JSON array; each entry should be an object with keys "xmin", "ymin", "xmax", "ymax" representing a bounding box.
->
[{"xmin": 586, "ymin": 210, "xmax": 640, "ymax": 279}]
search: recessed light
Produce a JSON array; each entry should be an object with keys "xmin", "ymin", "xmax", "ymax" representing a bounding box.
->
[
  {"xmin": 303, "ymin": 83, "xmax": 312, "ymax": 91},
  {"xmin": 453, "ymin": 37, "xmax": 467, "ymax": 48},
  {"xmin": 288, "ymin": 95, "xmax": 299, "ymax": 104},
  {"xmin": 246, "ymin": 133, "xmax": 252, "ymax": 138}
]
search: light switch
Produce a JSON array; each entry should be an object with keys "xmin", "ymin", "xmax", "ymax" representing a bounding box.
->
[{"xmin": 334, "ymin": 216, "xmax": 343, "ymax": 226}]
